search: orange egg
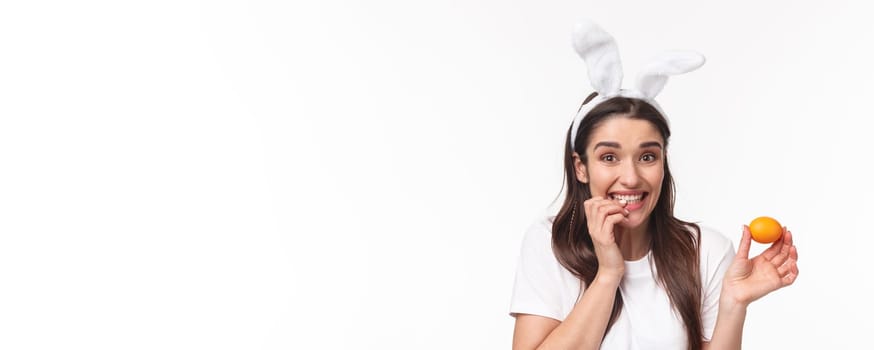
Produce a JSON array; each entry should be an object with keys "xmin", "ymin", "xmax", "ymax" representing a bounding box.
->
[{"xmin": 749, "ymin": 216, "xmax": 783, "ymax": 243}]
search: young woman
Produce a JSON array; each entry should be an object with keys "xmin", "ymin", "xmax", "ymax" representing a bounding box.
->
[{"xmin": 508, "ymin": 21, "xmax": 799, "ymax": 350}]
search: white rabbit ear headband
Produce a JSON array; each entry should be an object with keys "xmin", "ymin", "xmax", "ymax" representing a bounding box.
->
[{"xmin": 569, "ymin": 19, "xmax": 706, "ymax": 149}]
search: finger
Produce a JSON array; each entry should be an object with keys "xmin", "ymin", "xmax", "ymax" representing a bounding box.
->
[
  {"xmin": 779, "ymin": 228, "xmax": 792, "ymax": 250},
  {"xmin": 588, "ymin": 200, "xmax": 622, "ymax": 226},
  {"xmin": 583, "ymin": 198, "xmax": 595, "ymax": 218},
  {"xmin": 769, "ymin": 232, "xmax": 795, "ymax": 266},
  {"xmin": 783, "ymin": 228, "xmax": 793, "ymax": 245},
  {"xmin": 765, "ymin": 229, "xmax": 796, "ymax": 264},
  {"xmin": 583, "ymin": 196, "xmax": 604, "ymax": 214},
  {"xmin": 586, "ymin": 196, "xmax": 611, "ymax": 209},
  {"xmin": 782, "ymin": 271, "xmax": 798, "ymax": 286},
  {"xmin": 601, "ymin": 213, "xmax": 625, "ymax": 242},
  {"xmin": 789, "ymin": 244, "xmax": 798, "ymax": 262},
  {"xmin": 585, "ymin": 197, "xmax": 624, "ymax": 219},
  {"xmin": 782, "ymin": 262, "xmax": 799, "ymax": 286},
  {"xmin": 770, "ymin": 248, "xmax": 790, "ymax": 267},
  {"xmin": 594, "ymin": 201, "xmax": 629, "ymax": 219},
  {"xmin": 773, "ymin": 233, "xmax": 798, "ymax": 265},
  {"xmin": 777, "ymin": 260, "xmax": 798, "ymax": 281},
  {"xmin": 783, "ymin": 230, "xmax": 795, "ymax": 253},
  {"xmin": 735, "ymin": 225, "xmax": 752, "ymax": 260},
  {"xmin": 605, "ymin": 211, "xmax": 627, "ymax": 225},
  {"xmin": 777, "ymin": 259, "xmax": 796, "ymax": 276},
  {"xmin": 760, "ymin": 232, "xmax": 785, "ymax": 261}
]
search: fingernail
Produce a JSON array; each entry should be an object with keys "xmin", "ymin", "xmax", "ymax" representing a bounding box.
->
[{"xmin": 619, "ymin": 199, "xmax": 627, "ymax": 205}]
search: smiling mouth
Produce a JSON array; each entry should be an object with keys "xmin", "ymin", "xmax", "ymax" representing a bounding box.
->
[{"xmin": 609, "ymin": 193, "xmax": 647, "ymax": 203}]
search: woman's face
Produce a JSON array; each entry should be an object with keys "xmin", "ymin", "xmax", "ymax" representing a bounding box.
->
[{"xmin": 576, "ymin": 116, "xmax": 665, "ymax": 230}]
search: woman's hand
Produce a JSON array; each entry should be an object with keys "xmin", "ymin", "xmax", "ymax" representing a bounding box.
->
[
  {"xmin": 721, "ymin": 225, "xmax": 799, "ymax": 307},
  {"xmin": 583, "ymin": 196, "xmax": 629, "ymax": 280}
]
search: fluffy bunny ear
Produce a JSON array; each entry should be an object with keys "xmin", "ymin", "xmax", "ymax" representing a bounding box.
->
[
  {"xmin": 635, "ymin": 51, "xmax": 705, "ymax": 99},
  {"xmin": 572, "ymin": 20, "xmax": 623, "ymax": 96}
]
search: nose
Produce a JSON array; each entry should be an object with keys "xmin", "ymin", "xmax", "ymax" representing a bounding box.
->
[{"xmin": 618, "ymin": 160, "xmax": 641, "ymax": 188}]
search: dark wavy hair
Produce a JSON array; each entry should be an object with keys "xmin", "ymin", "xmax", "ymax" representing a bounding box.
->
[{"xmin": 552, "ymin": 93, "xmax": 703, "ymax": 349}]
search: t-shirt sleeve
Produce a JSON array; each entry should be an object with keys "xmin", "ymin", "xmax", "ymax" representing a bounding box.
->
[
  {"xmin": 699, "ymin": 228, "xmax": 735, "ymax": 341},
  {"xmin": 509, "ymin": 217, "xmax": 575, "ymax": 321}
]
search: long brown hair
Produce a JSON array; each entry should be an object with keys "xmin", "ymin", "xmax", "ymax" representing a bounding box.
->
[{"xmin": 552, "ymin": 93, "xmax": 703, "ymax": 349}]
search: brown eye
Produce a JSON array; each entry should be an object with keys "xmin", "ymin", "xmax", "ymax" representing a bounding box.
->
[
  {"xmin": 640, "ymin": 153, "xmax": 656, "ymax": 162},
  {"xmin": 601, "ymin": 154, "xmax": 617, "ymax": 162}
]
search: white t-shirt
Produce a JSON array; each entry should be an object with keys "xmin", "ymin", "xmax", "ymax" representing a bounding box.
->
[{"xmin": 509, "ymin": 215, "xmax": 735, "ymax": 349}]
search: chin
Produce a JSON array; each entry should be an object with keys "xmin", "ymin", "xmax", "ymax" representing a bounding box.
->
[
  {"xmin": 618, "ymin": 218, "xmax": 646, "ymax": 230},
  {"xmin": 619, "ymin": 210, "xmax": 652, "ymax": 230}
]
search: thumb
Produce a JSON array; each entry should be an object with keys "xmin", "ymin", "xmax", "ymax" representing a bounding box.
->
[{"xmin": 735, "ymin": 225, "xmax": 752, "ymax": 260}]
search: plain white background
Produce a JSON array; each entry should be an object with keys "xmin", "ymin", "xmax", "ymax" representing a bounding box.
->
[{"xmin": 1, "ymin": 0, "xmax": 871, "ymax": 348}]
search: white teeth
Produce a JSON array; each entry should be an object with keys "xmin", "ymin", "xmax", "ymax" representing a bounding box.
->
[{"xmin": 611, "ymin": 194, "xmax": 643, "ymax": 202}]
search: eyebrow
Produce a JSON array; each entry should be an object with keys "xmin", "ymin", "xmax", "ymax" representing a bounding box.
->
[{"xmin": 593, "ymin": 141, "xmax": 663, "ymax": 150}]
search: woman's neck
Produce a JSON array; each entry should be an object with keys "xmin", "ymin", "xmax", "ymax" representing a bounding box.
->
[{"xmin": 615, "ymin": 224, "xmax": 652, "ymax": 261}]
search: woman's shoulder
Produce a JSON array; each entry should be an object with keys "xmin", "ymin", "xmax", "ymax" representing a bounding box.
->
[
  {"xmin": 694, "ymin": 225, "xmax": 734, "ymax": 252},
  {"xmin": 535, "ymin": 215, "xmax": 556, "ymax": 231},
  {"xmin": 687, "ymin": 224, "xmax": 735, "ymax": 269},
  {"xmin": 520, "ymin": 215, "xmax": 556, "ymax": 246}
]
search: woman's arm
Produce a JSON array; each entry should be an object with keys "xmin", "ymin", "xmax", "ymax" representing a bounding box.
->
[
  {"xmin": 513, "ymin": 274, "xmax": 621, "ymax": 350},
  {"xmin": 705, "ymin": 226, "xmax": 798, "ymax": 350},
  {"xmin": 701, "ymin": 300, "xmax": 747, "ymax": 350},
  {"xmin": 513, "ymin": 196, "xmax": 630, "ymax": 349}
]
